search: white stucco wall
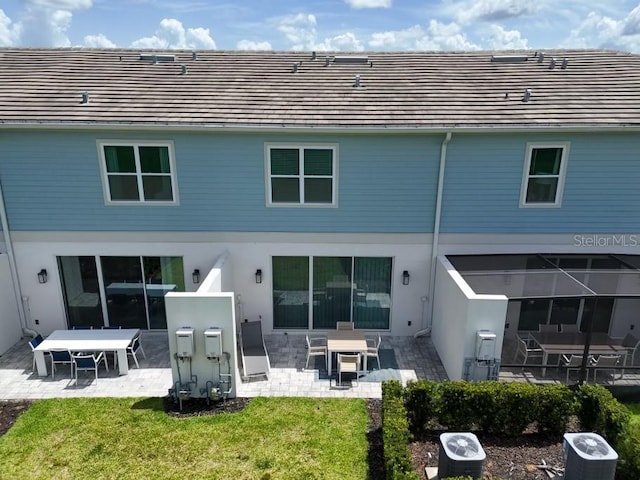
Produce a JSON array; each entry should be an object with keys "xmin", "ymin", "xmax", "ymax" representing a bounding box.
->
[
  {"xmin": 0, "ymin": 254, "xmax": 23, "ymax": 355},
  {"xmin": 432, "ymin": 256, "xmax": 508, "ymax": 380},
  {"xmin": 10, "ymin": 232, "xmax": 430, "ymax": 336},
  {"xmin": 165, "ymin": 292, "xmax": 239, "ymax": 399}
]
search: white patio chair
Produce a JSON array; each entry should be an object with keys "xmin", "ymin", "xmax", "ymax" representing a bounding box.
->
[
  {"xmin": 559, "ymin": 324, "xmax": 579, "ymax": 333},
  {"xmin": 72, "ymin": 351, "xmax": 109, "ymax": 385},
  {"xmin": 305, "ymin": 335, "xmax": 327, "ymax": 371},
  {"xmin": 127, "ymin": 332, "xmax": 146, "ymax": 368},
  {"xmin": 366, "ymin": 334, "xmax": 382, "ymax": 370},
  {"xmin": 592, "ymin": 355, "xmax": 621, "ymax": 384},
  {"xmin": 336, "ymin": 321, "xmax": 354, "ymax": 331},
  {"xmin": 337, "ymin": 353, "xmax": 360, "ymax": 387},
  {"xmin": 538, "ymin": 324, "xmax": 559, "ymax": 333},
  {"xmin": 513, "ymin": 335, "xmax": 543, "ymax": 369},
  {"xmin": 561, "ymin": 354, "xmax": 589, "ymax": 383},
  {"xmin": 28, "ymin": 334, "xmax": 47, "ymax": 371},
  {"xmin": 621, "ymin": 333, "xmax": 640, "ymax": 365}
]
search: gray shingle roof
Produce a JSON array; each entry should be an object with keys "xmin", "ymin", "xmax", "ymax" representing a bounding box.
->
[{"xmin": 1, "ymin": 48, "xmax": 639, "ymax": 129}]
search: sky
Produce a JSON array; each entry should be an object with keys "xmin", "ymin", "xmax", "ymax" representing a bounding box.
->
[{"xmin": 2, "ymin": 1, "xmax": 640, "ymax": 52}]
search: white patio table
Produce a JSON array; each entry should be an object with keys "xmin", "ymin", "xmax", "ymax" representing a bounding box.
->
[
  {"xmin": 326, "ymin": 330, "xmax": 368, "ymax": 376},
  {"xmin": 34, "ymin": 328, "xmax": 140, "ymax": 377}
]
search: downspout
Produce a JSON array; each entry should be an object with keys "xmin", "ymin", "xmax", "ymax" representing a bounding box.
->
[
  {"xmin": 0, "ymin": 176, "xmax": 29, "ymax": 333},
  {"xmin": 415, "ymin": 131, "xmax": 452, "ymax": 337}
]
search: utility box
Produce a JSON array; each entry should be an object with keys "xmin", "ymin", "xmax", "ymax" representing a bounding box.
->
[
  {"xmin": 475, "ymin": 330, "xmax": 496, "ymax": 361},
  {"xmin": 176, "ymin": 327, "xmax": 195, "ymax": 358},
  {"xmin": 204, "ymin": 327, "xmax": 223, "ymax": 358}
]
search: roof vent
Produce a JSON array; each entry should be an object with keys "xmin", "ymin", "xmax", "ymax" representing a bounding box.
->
[
  {"xmin": 311, "ymin": 51, "xmax": 316, "ymax": 60},
  {"xmin": 549, "ymin": 58, "xmax": 556, "ymax": 69},
  {"xmin": 354, "ymin": 75, "xmax": 361, "ymax": 88},
  {"xmin": 537, "ymin": 52, "xmax": 545, "ymax": 63},
  {"xmin": 333, "ymin": 55, "xmax": 369, "ymax": 65},
  {"xmin": 523, "ymin": 88, "xmax": 532, "ymax": 102},
  {"xmin": 139, "ymin": 53, "xmax": 176, "ymax": 63},
  {"xmin": 292, "ymin": 62, "xmax": 299, "ymax": 73},
  {"xmin": 192, "ymin": 51, "xmax": 197, "ymax": 61},
  {"xmin": 81, "ymin": 91, "xmax": 89, "ymax": 104},
  {"xmin": 562, "ymin": 58, "xmax": 569, "ymax": 69},
  {"xmin": 490, "ymin": 55, "xmax": 528, "ymax": 63},
  {"xmin": 325, "ymin": 56, "xmax": 330, "ymax": 67},
  {"xmin": 181, "ymin": 64, "xmax": 188, "ymax": 75}
]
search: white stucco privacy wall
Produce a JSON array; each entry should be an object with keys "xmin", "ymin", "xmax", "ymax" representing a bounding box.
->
[
  {"xmin": 431, "ymin": 256, "xmax": 508, "ymax": 380},
  {"xmin": 0, "ymin": 254, "xmax": 22, "ymax": 355},
  {"xmin": 165, "ymin": 292, "xmax": 239, "ymax": 399}
]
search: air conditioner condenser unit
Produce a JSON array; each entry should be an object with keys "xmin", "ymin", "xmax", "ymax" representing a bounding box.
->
[
  {"xmin": 438, "ymin": 432, "xmax": 486, "ymax": 480},
  {"xmin": 563, "ymin": 432, "xmax": 618, "ymax": 480}
]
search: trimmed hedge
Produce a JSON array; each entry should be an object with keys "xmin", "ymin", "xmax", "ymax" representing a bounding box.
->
[
  {"xmin": 381, "ymin": 381, "xmax": 420, "ymax": 480},
  {"xmin": 382, "ymin": 380, "xmax": 640, "ymax": 480}
]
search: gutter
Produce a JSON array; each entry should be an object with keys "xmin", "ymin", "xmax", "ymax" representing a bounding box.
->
[
  {"xmin": 416, "ymin": 131, "xmax": 452, "ymax": 337},
  {"xmin": 0, "ymin": 176, "xmax": 28, "ymax": 333}
]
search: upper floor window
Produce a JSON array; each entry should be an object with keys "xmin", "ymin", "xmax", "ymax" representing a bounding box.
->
[
  {"xmin": 520, "ymin": 143, "xmax": 569, "ymax": 208},
  {"xmin": 266, "ymin": 144, "xmax": 337, "ymax": 206},
  {"xmin": 98, "ymin": 141, "xmax": 178, "ymax": 205}
]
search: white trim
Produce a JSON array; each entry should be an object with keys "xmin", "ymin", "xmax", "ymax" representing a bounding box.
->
[
  {"xmin": 519, "ymin": 142, "xmax": 570, "ymax": 208},
  {"xmin": 265, "ymin": 143, "xmax": 338, "ymax": 208},
  {"xmin": 96, "ymin": 139, "xmax": 179, "ymax": 206}
]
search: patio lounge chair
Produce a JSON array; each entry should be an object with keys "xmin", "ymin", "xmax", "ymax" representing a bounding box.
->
[{"xmin": 240, "ymin": 321, "xmax": 270, "ymax": 379}]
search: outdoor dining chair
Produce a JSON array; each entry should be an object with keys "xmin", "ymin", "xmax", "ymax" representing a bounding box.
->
[
  {"xmin": 561, "ymin": 354, "xmax": 590, "ymax": 383},
  {"xmin": 337, "ymin": 353, "xmax": 360, "ymax": 387},
  {"xmin": 71, "ymin": 351, "xmax": 108, "ymax": 385},
  {"xmin": 592, "ymin": 355, "xmax": 622, "ymax": 384},
  {"xmin": 366, "ymin": 334, "xmax": 382, "ymax": 370},
  {"xmin": 559, "ymin": 324, "xmax": 579, "ymax": 333},
  {"xmin": 538, "ymin": 324, "xmax": 559, "ymax": 333},
  {"xmin": 50, "ymin": 349, "xmax": 73, "ymax": 380},
  {"xmin": 621, "ymin": 333, "xmax": 640, "ymax": 365},
  {"xmin": 27, "ymin": 334, "xmax": 46, "ymax": 371},
  {"xmin": 336, "ymin": 321, "xmax": 354, "ymax": 331},
  {"xmin": 126, "ymin": 332, "xmax": 146, "ymax": 368},
  {"xmin": 513, "ymin": 335, "xmax": 543, "ymax": 369},
  {"xmin": 305, "ymin": 334, "xmax": 327, "ymax": 371}
]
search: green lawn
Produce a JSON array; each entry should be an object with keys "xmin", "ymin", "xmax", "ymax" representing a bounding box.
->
[{"xmin": 0, "ymin": 397, "xmax": 369, "ymax": 480}]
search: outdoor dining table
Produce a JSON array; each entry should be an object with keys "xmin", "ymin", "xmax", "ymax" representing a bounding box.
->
[
  {"xmin": 33, "ymin": 328, "xmax": 140, "ymax": 377},
  {"xmin": 529, "ymin": 331, "xmax": 628, "ymax": 376},
  {"xmin": 326, "ymin": 330, "xmax": 368, "ymax": 376}
]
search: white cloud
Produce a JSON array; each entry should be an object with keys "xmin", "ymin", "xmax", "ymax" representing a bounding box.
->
[
  {"xmin": 20, "ymin": 7, "xmax": 73, "ymax": 47},
  {"xmin": 484, "ymin": 25, "xmax": 529, "ymax": 49},
  {"xmin": 344, "ymin": 0, "xmax": 391, "ymax": 9},
  {"xmin": 563, "ymin": 8, "xmax": 640, "ymax": 52},
  {"xmin": 130, "ymin": 18, "xmax": 216, "ymax": 49},
  {"xmin": 277, "ymin": 13, "xmax": 317, "ymax": 49},
  {"xmin": 276, "ymin": 13, "xmax": 364, "ymax": 51},
  {"xmin": 369, "ymin": 21, "xmax": 479, "ymax": 51},
  {"xmin": 83, "ymin": 33, "xmax": 116, "ymax": 48},
  {"xmin": 26, "ymin": 0, "xmax": 92, "ymax": 9},
  {"xmin": 0, "ymin": 10, "xmax": 21, "ymax": 46},
  {"xmin": 237, "ymin": 39, "xmax": 272, "ymax": 50},
  {"xmin": 452, "ymin": 0, "xmax": 539, "ymax": 24}
]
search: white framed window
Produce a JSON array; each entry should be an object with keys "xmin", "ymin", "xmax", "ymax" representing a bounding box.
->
[
  {"xmin": 97, "ymin": 140, "xmax": 178, "ymax": 205},
  {"xmin": 265, "ymin": 144, "xmax": 338, "ymax": 207},
  {"xmin": 519, "ymin": 143, "xmax": 569, "ymax": 208}
]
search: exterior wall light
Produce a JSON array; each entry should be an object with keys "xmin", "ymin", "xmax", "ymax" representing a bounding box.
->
[
  {"xmin": 38, "ymin": 269, "xmax": 48, "ymax": 284},
  {"xmin": 402, "ymin": 270, "xmax": 410, "ymax": 285},
  {"xmin": 255, "ymin": 269, "xmax": 263, "ymax": 284},
  {"xmin": 192, "ymin": 269, "xmax": 200, "ymax": 284}
]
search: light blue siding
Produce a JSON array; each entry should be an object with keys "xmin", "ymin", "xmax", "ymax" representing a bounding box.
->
[
  {"xmin": 440, "ymin": 132, "xmax": 640, "ymax": 233},
  {"xmin": 0, "ymin": 131, "xmax": 440, "ymax": 233}
]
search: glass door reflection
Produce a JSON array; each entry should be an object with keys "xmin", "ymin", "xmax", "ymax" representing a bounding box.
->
[{"xmin": 101, "ymin": 256, "xmax": 147, "ymax": 329}]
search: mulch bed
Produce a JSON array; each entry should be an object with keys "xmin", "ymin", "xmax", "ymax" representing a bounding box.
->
[{"xmin": 1, "ymin": 398, "xmax": 572, "ymax": 479}]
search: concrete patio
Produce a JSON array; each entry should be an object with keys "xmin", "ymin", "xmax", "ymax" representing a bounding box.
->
[{"xmin": 0, "ymin": 331, "xmax": 447, "ymax": 400}]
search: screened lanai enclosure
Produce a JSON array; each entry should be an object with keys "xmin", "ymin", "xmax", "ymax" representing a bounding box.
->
[{"xmin": 446, "ymin": 253, "xmax": 640, "ymax": 338}]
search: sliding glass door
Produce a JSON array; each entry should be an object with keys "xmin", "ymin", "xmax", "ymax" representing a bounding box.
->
[
  {"xmin": 272, "ymin": 256, "xmax": 392, "ymax": 330},
  {"xmin": 58, "ymin": 255, "xmax": 184, "ymax": 329}
]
